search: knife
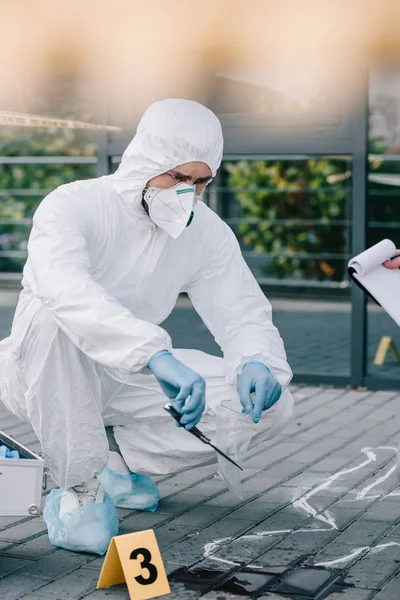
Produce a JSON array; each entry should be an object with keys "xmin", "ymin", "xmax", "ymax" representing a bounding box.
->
[{"xmin": 163, "ymin": 403, "xmax": 243, "ymax": 471}]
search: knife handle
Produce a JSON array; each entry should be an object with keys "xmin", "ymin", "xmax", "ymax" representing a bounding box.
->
[{"xmin": 164, "ymin": 403, "xmax": 210, "ymax": 442}]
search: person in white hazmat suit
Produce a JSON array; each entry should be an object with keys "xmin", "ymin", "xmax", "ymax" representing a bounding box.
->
[{"xmin": 0, "ymin": 98, "xmax": 293, "ymax": 554}]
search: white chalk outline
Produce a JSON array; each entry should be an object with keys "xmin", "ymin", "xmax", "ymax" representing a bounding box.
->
[{"xmin": 203, "ymin": 446, "xmax": 400, "ymax": 570}]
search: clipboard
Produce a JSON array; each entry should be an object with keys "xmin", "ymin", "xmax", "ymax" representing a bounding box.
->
[{"xmin": 348, "ymin": 239, "xmax": 400, "ymax": 326}]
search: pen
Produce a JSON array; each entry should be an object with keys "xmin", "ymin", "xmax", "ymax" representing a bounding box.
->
[{"xmin": 390, "ymin": 253, "xmax": 400, "ymax": 260}]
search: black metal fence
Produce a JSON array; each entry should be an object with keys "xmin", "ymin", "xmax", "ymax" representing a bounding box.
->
[{"xmin": 0, "ymin": 152, "xmax": 399, "ymax": 389}]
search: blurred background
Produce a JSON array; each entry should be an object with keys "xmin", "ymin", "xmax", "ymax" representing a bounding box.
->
[{"xmin": 1, "ymin": 0, "xmax": 400, "ymax": 388}]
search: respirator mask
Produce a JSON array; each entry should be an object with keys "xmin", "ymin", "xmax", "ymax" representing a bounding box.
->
[{"xmin": 142, "ymin": 182, "xmax": 202, "ymax": 238}]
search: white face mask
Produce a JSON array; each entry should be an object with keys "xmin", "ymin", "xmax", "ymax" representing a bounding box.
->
[{"xmin": 143, "ymin": 182, "xmax": 196, "ymax": 238}]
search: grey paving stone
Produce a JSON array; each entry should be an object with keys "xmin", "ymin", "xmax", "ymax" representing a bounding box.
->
[
  {"xmin": 274, "ymin": 530, "xmax": 338, "ymax": 555},
  {"xmin": 272, "ymin": 590, "xmax": 371, "ymax": 600},
  {"xmin": 257, "ymin": 595, "xmax": 300, "ymax": 600},
  {"xmin": 258, "ymin": 460, "xmax": 306, "ymax": 480},
  {"xmin": 212, "ymin": 531, "xmax": 282, "ymax": 564},
  {"xmin": 0, "ymin": 517, "xmax": 27, "ymax": 531},
  {"xmin": 163, "ymin": 560, "xmax": 186, "ymax": 575},
  {"xmin": 161, "ymin": 519, "xmax": 254, "ymax": 566},
  {"xmin": 352, "ymin": 470, "xmax": 393, "ymax": 499},
  {"xmin": 258, "ymin": 442, "xmax": 307, "ymax": 465},
  {"xmin": 294, "ymin": 493, "xmax": 337, "ymax": 513},
  {"xmin": 332, "ymin": 492, "xmax": 379, "ymax": 510},
  {"xmin": 255, "ymin": 487, "xmax": 302, "ymax": 505},
  {"xmin": 158, "ymin": 492, "xmax": 209, "ymax": 514},
  {"xmin": 148, "ymin": 523, "xmax": 190, "ymax": 550},
  {"xmin": 0, "ymin": 518, "xmax": 47, "ymax": 542},
  {"xmin": 202, "ymin": 592, "xmax": 248, "ymax": 599},
  {"xmin": 368, "ymin": 422, "xmax": 400, "ymax": 438},
  {"xmin": 384, "ymin": 487, "xmax": 400, "ymax": 501},
  {"xmin": 254, "ymin": 545, "xmax": 308, "ymax": 568},
  {"xmin": 286, "ymin": 445, "xmax": 338, "ymax": 465},
  {"xmin": 388, "ymin": 522, "xmax": 400, "ymax": 537},
  {"xmin": 204, "ymin": 491, "xmax": 261, "ymax": 508},
  {"xmin": 165, "ymin": 466, "xmax": 216, "ymax": 486},
  {"xmin": 300, "ymin": 487, "xmax": 352, "ymax": 504},
  {"xmin": 0, "ymin": 572, "xmax": 49, "ymax": 600},
  {"xmin": 16, "ymin": 549, "xmax": 93, "ymax": 580},
  {"xmin": 115, "ymin": 508, "xmax": 133, "ymax": 520},
  {"xmin": 182, "ymin": 479, "xmax": 228, "ymax": 495},
  {"xmin": 0, "ymin": 541, "xmax": 12, "ymax": 552},
  {"xmin": 306, "ymin": 457, "xmax": 352, "ymax": 473},
  {"xmin": 254, "ymin": 506, "xmax": 311, "ymax": 533},
  {"xmin": 0, "ymin": 556, "xmax": 30, "ymax": 579},
  {"xmin": 292, "ymin": 387, "xmax": 322, "ymax": 400},
  {"xmin": 3, "ymin": 533, "xmax": 56, "ymax": 559},
  {"xmin": 344, "ymin": 542, "xmax": 400, "ymax": 589},
  {"xmin": 117, "ymin": 509, "xmax": 174, "ymax": 531},
  {"xmin": 72, "ymin": 583, "xmax": 130, "ymax": 599},
  {"xmin": 181, "ymin": 556, "xmax": 235, "ymax": 577},
  {"xmin": 82, "ymin": 555, "xmax": 106, "ymax": 572},
  {"xmin": 168, "ymin": 506, "xmax": 229, "ymax": 527},
  {"xmin": 166, "ymin": 581, "xmax": 203, "ymax": 598},
  {"xmin": 16, "ymin": 566, "xmax": 100, "ymax": 599},
  {"xmin": 227, "ymin": 501, "xmax": 279, "ymax": 522},
  {"xmin": 311, "ymin": 539, "xmax": 370, "ymax": 568},
  {"xmin": 310, "ymin": 507, "xmax": 366, "ymax": 531},
  {"xmin": 281, "ymin": 471, "xmax": 336, "ymax": 490},
  {"xmin": 374, "ymin": 571, "xmax": 400, "ymax": 599},
  {"xmin": 158, "ymin": 481, "xmax": 201, "ymax": 497},
  {"xmin": 244, "ymin": 453, "xmax": 297, "ymax": 469},
  {"xmin": 363, "ymin": 499, "xmax": 400, "ymax": 522},
  {"xmin": 335, "ymin": 520, "xmax": 392, "ymax": 547},
  {"xmin": 119, "ymin": 519, "xmax": 187, "ymax": 544},
  {"xmin": 242, "ymin": 477, "xmax": 291, "ymax": 496}
]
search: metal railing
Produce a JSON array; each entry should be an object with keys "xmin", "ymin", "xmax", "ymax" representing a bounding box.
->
[
  {"xmin": 0, "ymin": 156, "xmax": 96, "ymax": 267},
  {"xmin": 0, "ymin": 154, "xmax": 399, "ymax": 288}
]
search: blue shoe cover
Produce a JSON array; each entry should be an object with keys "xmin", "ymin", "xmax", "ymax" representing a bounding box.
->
[
  {"xmin": 43, "ymin": 489, "xmax": 118, "ymax": 555},
  {"xmin": 98, "ymin": 466, "xmax": 160, "ymax": 512}
]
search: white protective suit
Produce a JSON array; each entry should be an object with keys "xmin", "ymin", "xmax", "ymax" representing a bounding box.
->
[{"xmin": 0, "ymin": 99, "xmax": 293, "ymax": 490}]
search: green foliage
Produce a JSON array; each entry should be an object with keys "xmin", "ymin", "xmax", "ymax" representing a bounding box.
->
[
  {"xmin": 224, "ymin": 159, "xmax": 350, "ymax": 281},
  {"xmin": 368, "ymin": 136, "xmax": 400, "ymax": 247},
  {"xmin": 0, "ymin": 124, "xmax": 96, "ymax": 272}
]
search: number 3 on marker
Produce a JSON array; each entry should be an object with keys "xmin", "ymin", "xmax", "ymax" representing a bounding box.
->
[{"xmin": 130, "ymin": 547, "xmax": 158, "ymax": 585}]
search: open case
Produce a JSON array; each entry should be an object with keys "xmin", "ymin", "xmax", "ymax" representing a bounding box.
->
[{"xmin": 0, "ymin": 430, "xmax": 46, "ymax": 517}]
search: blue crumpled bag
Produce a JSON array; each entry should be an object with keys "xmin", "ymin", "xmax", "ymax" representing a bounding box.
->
[
  {"xmin": 43, "ymin": 489, "xmax": 118, "ymax": 555},
  {"xmin": 0, "ymin": 445, "xmax": 19, "ymax": 459},
  {"xmin": 98, "ymin": 466, "xmax": 160, "ymax": 512}
]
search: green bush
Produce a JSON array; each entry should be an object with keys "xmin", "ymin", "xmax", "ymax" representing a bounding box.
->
[
  {"xmin": 224, "ymin": 159, "xmax": 350, "ymax": 281},
  {"xmin": 0, "ymin": 120, "xmax": 96, "ymax": 272}
]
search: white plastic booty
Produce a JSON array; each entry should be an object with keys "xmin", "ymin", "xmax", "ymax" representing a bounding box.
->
[
  {"xmin": 44, "ymin": 479, "xmax": 118, "ymax": 555},
  {"xmin": 98, "ymin": 451, "xmax": 160, "ymax": 512}
]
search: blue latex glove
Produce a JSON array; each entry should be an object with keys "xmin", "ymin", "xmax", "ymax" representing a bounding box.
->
[
  {"xmin": 148, "ymin": 350, "xmax": 206, "ymax": 429},
  {"xmin": 238, "ymin": 361, "xmax": 282, "ymax": 424},
  {"xmin": 0, "ymin": 445, "xmax": 19, "ymax": 459}
]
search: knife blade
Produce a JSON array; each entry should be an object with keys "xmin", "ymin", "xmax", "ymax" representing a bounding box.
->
[{"xmin": 164, "ymin": 403, "xmax": 243, "ymax": 471}]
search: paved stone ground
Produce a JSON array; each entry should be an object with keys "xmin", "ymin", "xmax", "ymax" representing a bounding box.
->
[{"xmin": 1, "ymin": 385, "xmax": 400, "ymax": 599}]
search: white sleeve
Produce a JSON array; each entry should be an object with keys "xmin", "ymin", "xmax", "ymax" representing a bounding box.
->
[
  {"xmin": 26, "ymin": 190, "xmax": 171, "ymax": 372},
  {"xmin": 184, "ymin": 214, "xmax": 292, "ymax": 388}
]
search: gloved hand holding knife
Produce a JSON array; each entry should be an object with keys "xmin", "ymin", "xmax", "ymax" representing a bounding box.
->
[
  {"xmin": 163, "ymin": 403, "xmax": 243, "ymax": 471},
  {"xmin": 148, "ymin": 350, "xmax": 206, "ymax": 429}
]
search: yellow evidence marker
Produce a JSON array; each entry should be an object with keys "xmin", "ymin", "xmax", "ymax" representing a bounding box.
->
[
  {"xmin": 97, "ymin": 530, "xmax": 171, "ymax": 599},
  {"xmin": 373, "ymin": 336, "xmax": 400, "ymax": 366}
]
